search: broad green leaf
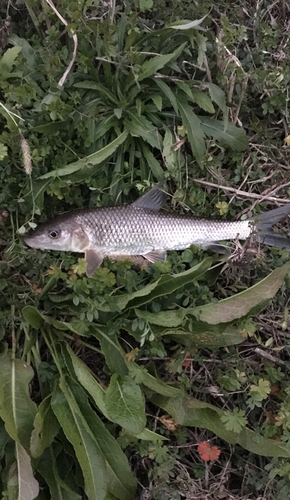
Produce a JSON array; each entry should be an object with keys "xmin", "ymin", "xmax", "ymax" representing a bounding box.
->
[
  {"xmin": 33, "ymin": 121, "xmax": 70, "ymax": 134},
  {"xmin": 151, "ymin": 393, "xmax": 290, "ymax": 458},
  {"xmin": 78, "ymin": 396, "xmax": 137, "ymax": 500},
  {"xmin": 52, "ymin": 378, "xmax": 137, "ymax": 500},
  {"xmin": 127, "ymin": 257, "xmax": 212, "ymax": 309},
  {"xmin": 203, "ymin": 83, "xmax": 227, "ymax": 113},
  {"xmin": 190, "ymin": 89, "xmax": 215, "ymax": 113},
  {"xmin": 199, "ymin": 116, "xmax": 248, "ymax": 151},
  {"xmin": 39, "ymin": 131, "xmax": 128, "ymax": 179},
  {"xmin": 105, "ymin": 374, "xmax": 146, "ymax": 434},
  {"xmin": 97, "ymin": 277, "xmax": 165, "ymax": 312},
  {"xmin": 73, "ymin": 81, "xmax": 119, "ymax": 105},
  {"xmin": 91, "ymin": 329, "xmax": 128, "ymax": 375},
  {"xmin": 154, "ymin": 79, "xmax": 179, "ymax": 114},
  {"xmin": 139, "ymin": 142, "xmax": 164, "ymax": 180},
  {"xmin": 168, "ymin": 323, "xmax": 245, "ymax": 349},
  {"xmin": 15, "ymin": 442, "xmax": 39, "ymax": 500},
  {"xmin": 8, "ymin": 34, "xmax": 36, "ymax": 68},
  {"xmin": 134, "ymin": 428, "xmax": 168, "ymax": 441},
  {"xmin": 22, "ymin": 306, "xmax": 42, "ymax": 329},
  {"xmin": 22, "ymin": 305, "xmax": 45, "ymax": 329},
  {"xmin": 98, "ymin": 258, "xmax": 212, "ymax": 313},
  {"xmin": 139, "ymin": 0, "xmax": 153, "ymax": 11},
  {"xmin": 51, "ymin": 380, "xmax": 107, "ymax": 500},
  {"xmin": 30, "ymin": 396, "xmax": 60, "ymax": 458},
  {"xmin": 196, "ymin": 261, "xmax": 290, "ymax": 324},
  {"xmin": 128, "ymin": 363, "xmax": 180, "ymax": 397},
  {"xmin": 168, "ymin": 16, "xmax": 207, "ymax": 30},
  {"xmin": 138, "ymin": 43, "xmax": 186, "ymax": 81},
  {"xmin": 64, "ymin": 344, "xmax": 108, "ymax": 418},
  {"xmin": 176, "ymin": 95, "xmax": 206, "ymax": 165},
  {"xmin": 176, "ymin": 83, "xmax": 215, "ymax": 113},
  {"xmin": 162, "ymin": 129, "xmax": 178, "ymax": 175},
  {"xmin": 0, "ymin": 419, "xmax": 10, "ymax": 460},
  {"xmin": 124, "ymin": 111, "xmax": 159, "ymax": 148},
  {"xmin": 135, "ymin": 308, "xmax": 186, "ymax": 328},
  {"xmin": 151, "ymin": 94, "xmax": 162, "ymax": 111},
  {"xmin": 196, "ymin": 32, "xmax": 207, "ymax": 67},
  {"xmin": 0, "ymin": 46, "xmax": 22, "ymax": 79},
  {"xmin": 36, "ymin": 446, "xmax": 82, "ymax": 500},
  {"xmin": 0, "ymin": 354, "xmax": 37, "ymax": 450}
]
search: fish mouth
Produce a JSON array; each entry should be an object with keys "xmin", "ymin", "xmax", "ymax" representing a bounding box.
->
[{"xmin": 23, "ymin": 234, "xmax": 40, "ymax": 248}]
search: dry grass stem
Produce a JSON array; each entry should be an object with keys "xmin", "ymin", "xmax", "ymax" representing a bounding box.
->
[{"xmin": 45, "ymin": 0, "xmax": 78, "ymax": 87}]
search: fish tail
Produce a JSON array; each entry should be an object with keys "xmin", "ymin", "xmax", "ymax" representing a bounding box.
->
[{"xmin": 251, "ymin": 205, "xmax": 290, "ymax": 250}]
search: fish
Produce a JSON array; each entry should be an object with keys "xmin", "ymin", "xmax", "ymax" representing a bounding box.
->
[{"xmin": 24, "ymin": 183, "xmax": 290, "ymax": 277}]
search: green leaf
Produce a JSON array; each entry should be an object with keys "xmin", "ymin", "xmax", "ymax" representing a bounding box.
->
[
  {"xmin": 203, "ymin": 83, "xmax": 227, "ymax": 113},
  {"xmin": 220, "ymin": 408, "xmax": 247, "ymax": 433},
  {"xmin": 51, "ymin": 379, "xmax": 107, "ymax": 500},
  {"xmin": 33, "ymin": 121, "xmax": 70, "ymax": 134},
  {"xmin": 52, "ymin": 378, "xmax": 137, "ymax": 500},
  {"xmin": 128, "ymin": 364, "xmax": 180, "ymax": 397},
  {"xmin": 22, "ymin": 305, "xmax": 43, "ymax": 329},
  {"xmin": 64, "ymin": 344, "xmax": 108, "ymax": 417},
  {"xmin": 39, "ymin": 131, "xmax": 128, "ymax": 179},
  {"xmin": 139, "ymin": 142, "xmax": 164, "ymax": 180},
  {"xmin": 98, "ymin": 257, "xmax": 212, "ymax": 313},
  {"xmin": 128, "ymin": 257, "xmax": 212, "ymax": 309},
  {"xmin": 91, "ymin": 329, "xmax": 128, "ymax": 375},
  {"xmin": 199, "ymin": 116, "xmax": 248, "ymax": 151},
  {"xmin": 249, "ymin": 379, "xmax": 271, "ymax": 400},
  {"xmin": 190, "ymin": 89, "xmax": 215, "ymax": 113},
  {"xmin": 168, "ymin": 16, "xmax": 207, "ymax": 30},
  {"xmin": 168, "ymin": 323, "xmax": 245, "ymax": 349},
  {"xmin": 139, "ymin": 0, "xmax": 153, "ymax": 11},
  {"xmin": 133, "ymin": 428, "xmax": 168, "ymax": 441},
  {"xmin": 176, "ymin": 94, "xmax": 206, "ymax": 165},
  {"xmin": 155, "ymin": 79, "xmax": 179, "ymax": 114},
  {"xmin": 138, "ymin": 43, "xmax": 186, "ymax": 81},
  {"xmin": 36, "ymin": 446, "xmax": 82, "ymax": 500},
  {"xmin": 73, "ymin": 81, "xmax": 119, "ymax": 105},
  {"xmin": 124, "ymin": 111, "xmax": 159, "ymax": 148},
  {"xmin": 0, "ymin": 46, "xmax": 22, "ymax": 79},
  {"xmin": 8, "ymin": 34, "xmax": 36, "ymax": 68},
  {"xmin": 0, "ymin": 353, "xmax": 37, "ymax": 450},
  {"xmin": 135, "ymin": 308, "xmax": 186, "ymax": 328},
  {"xmin": 151, "ymin": 94, "xmax": 162, "ymax": 111},
  {"xmin": 195, "ymin": 261, "xmax": 290, "ymax": 324},
  {"xmin": 176, "ymin": 83, "xmax": 215, "ymax": 113},
  {"xmin": 0, "ymin": 143, "xmax": 8, "ymax": 160},
  {"xmin": 151, "ymin": 392, "xmax": 290, "ymax": 458},
  {"xmin": 30, "ymin": 396, "xmax": 60, "ymax": 458},
  {"xmin": 16, "ymin": 442, "xmax": 39, "ymax": 500},
  {"xmin": 105, "ymin": 374, "xmax": 146, "ymax": 434}
]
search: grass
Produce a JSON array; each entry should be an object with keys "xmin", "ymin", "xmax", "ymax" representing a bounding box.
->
[{"xmin": 1, "ymin": 0, "xmax": 290, "ymax": 498}]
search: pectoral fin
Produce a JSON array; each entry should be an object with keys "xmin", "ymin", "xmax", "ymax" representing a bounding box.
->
[
  {"xmin": 85, "ymin": 249, "xmax": 104, "ymax": 277},
  {"xmin": 142, "ymin": 250, "xmax": 167, "ymax": 263}
]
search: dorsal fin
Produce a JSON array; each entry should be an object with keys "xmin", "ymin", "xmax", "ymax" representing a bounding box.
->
[{"xmin": 132, "ymin": 182, "xmax": 167, "ymax": 211}]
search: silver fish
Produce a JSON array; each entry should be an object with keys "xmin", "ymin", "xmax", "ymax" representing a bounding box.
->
[{"xmin": 24, "ymin": 183, "xmax": 290, "ymax": 276}]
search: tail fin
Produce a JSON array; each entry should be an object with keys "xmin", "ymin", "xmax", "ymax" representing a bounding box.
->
[{"xmin": 250, "ymin": 205, "xmax": 290, "ymax": 250}]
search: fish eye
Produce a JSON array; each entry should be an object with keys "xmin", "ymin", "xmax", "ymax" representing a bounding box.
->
[{"xmin": 48, "ymin": 229, "xmax": 61, "ymax": 239}]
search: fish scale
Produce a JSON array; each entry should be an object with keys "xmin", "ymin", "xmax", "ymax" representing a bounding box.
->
[{"xmin": 24, "ymin": 183, "xmax": 290, "ymax": 277}]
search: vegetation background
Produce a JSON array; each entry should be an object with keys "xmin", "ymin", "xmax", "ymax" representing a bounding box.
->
[{"xmin": 1, "ymin": 0, "xmax": 290, "ymax": 499}]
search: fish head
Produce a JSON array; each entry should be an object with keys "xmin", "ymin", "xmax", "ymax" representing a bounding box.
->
[{"xmin": 24, "ymin": 216, "xmax": 90, "ymax": 252}]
